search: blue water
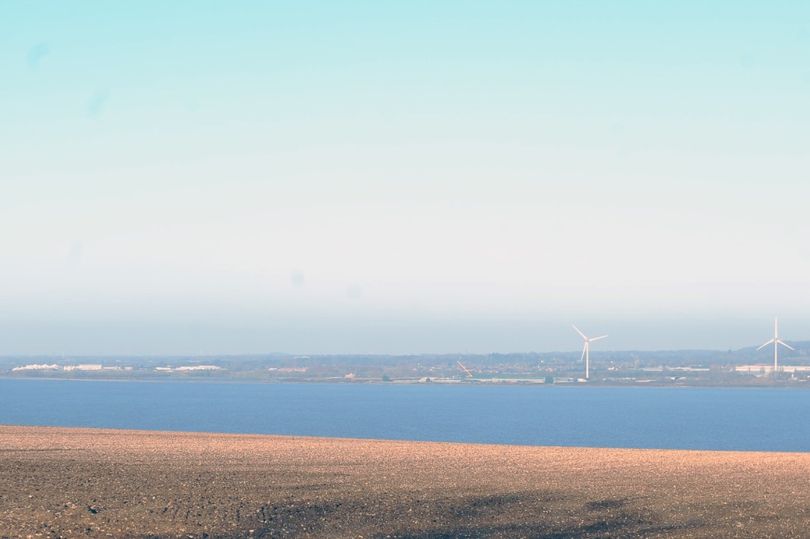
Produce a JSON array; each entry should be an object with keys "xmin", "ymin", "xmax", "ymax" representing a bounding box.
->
[{"xmin": 1, "ymin": 379, "xmax": 808, "ymax": 451}]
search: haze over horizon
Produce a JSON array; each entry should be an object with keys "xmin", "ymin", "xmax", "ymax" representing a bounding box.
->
[{"xmin": 3, "ymin": 2, "xmax": 810, "ymax": 355}]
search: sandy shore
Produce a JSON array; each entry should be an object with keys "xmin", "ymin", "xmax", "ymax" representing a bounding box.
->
[{"xmin": 1, "ymin": 426, "xmax": 809, "ymax": 537}]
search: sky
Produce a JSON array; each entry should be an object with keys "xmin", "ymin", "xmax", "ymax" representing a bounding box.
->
[{"xmin": 2, "ymin": 1, "xmax": 810, "ymax": 355}]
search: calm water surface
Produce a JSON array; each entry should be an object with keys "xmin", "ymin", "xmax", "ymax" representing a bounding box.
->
[{"xmin": 1, "ymin": 379, "xmax": 808, "ymax": 451}]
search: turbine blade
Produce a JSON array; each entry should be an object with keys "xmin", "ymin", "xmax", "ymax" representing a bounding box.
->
[
  {"xmin": 580, "ymin": 345, "xmax": 587, "ymax": 362},
  {"xmin": 778, "ymin": 340, "xmax": 795, "ymax": 351},
  {"xmin": 572, "ymin": 324, "xmax": 587, "ymax": 340},
  {"xmin": 757, "ymin": 339, "xmax": 775, "ymax": 351},
  {"xmin": 590, "ymin": 335, "xmax": 608, "ymax": 342}
]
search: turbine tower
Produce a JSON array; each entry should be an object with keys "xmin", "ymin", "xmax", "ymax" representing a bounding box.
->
[
  {"xmin": 757, "ymin": 317, "xmax": 794, "ymax": 373},
  {"xmin": 572, "ymin": 325, "xmax": 607, "ymax": 380}
]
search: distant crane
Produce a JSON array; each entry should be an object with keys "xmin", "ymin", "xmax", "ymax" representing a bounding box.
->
[
  {"xmin": 757, "ymin": 317, "xmax": 794, "ymax": 373},
  {"xmin": 457, "ymin": 361, "xmax": 473, "ymax": 378},
  {"xmin": 572, "ymin": 325, "xmax": 608, "ymax": 380}
]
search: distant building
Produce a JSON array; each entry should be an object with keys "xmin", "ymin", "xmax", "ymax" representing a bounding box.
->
[
  {"xmin": 154, "ymin": 365, "xmax": 223, "ymax": 372},
  {"xmin": 173, "ymin": 365, "xmax": 223, "ymax": 372},
  {"xmin": 63, "ymin": 364, "xmax": 103, "ymax": 371},
  {"xmin": 12, "ymin": 364, "xmax": 59, "ymax": 371},
  {"xmin": 736, "ymin": 365, "xmax": 810, "ymax": 375}
]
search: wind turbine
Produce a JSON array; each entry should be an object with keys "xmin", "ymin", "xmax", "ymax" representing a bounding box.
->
[
  {"xmin": 757, "ymin": 317, "xmax": 794, "ymax": 373},
  {"xmin": 457, "ymin": 361, "xmax": 473, "ymax": 378},
  {"xmin": 572, "ymin": 325, "xmax": 607, "ymax": 380}
]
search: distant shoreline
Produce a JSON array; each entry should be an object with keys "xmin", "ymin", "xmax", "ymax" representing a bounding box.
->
[{"xmin": 2, "ymin": 374, "xmax": 809, "ymax": 389}]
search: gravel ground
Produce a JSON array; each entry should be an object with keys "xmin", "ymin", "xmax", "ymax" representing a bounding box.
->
[{"xmin": 1, "ymin": 426, "xmax": 809, "ymax": 538}]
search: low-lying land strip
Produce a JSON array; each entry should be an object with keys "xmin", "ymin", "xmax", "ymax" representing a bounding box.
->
[{"xmin": 1, "ymin": 426, "xmax": 808, "ymax": 537}]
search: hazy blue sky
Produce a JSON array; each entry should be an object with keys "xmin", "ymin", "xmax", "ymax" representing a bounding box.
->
[{"xmin": 2, "ymin": 2, "xmax": 810, "ymax": 354}]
